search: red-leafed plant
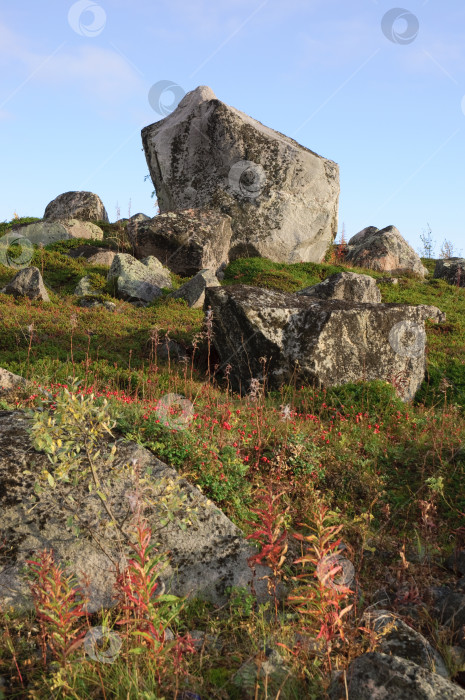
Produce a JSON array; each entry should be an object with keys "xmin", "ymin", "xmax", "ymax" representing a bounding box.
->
[
  {"xmin": 113, "ymin": 519, "xmax": 194, "ymax": 683},
  {"xmin": 245, "ymin": 481, "xmax": 290, "ymax": 622},
  {"xmin": 288, "ymin": 505, "xmax": 354, "ymax": 654},
  {"xmin": 25, "ymin": 549, "xmax": 88, "ymax": 666}
]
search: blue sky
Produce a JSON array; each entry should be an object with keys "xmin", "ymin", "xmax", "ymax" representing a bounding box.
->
[{"xmin": 1, "ymin": 0, "xmax": 464, "ymax": 257}]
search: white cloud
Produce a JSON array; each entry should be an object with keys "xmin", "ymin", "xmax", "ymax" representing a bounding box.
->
[
  {"xmin": 0, "ymin": 20, "xmax": 145, "ymax": 111},
  {"xmin": 35, "ymin": 45, "xmax": 145, "ymax": 103}
]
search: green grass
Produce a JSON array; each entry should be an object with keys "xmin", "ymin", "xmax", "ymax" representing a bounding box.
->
[{"xmin": 0, "ymin": 224, "xmax": 464, "ymax": 699}]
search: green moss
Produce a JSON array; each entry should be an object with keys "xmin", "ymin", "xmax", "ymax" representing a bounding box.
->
[
  {"xmin": 44, "ymin": 237, "xmax": 117, "ymax": 254},
  {"xmin": 0, "ymin": 216, "xmax": 41, "ymax": 236}
]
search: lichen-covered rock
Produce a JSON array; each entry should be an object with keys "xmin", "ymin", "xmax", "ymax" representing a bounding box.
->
[
  {"xmin": 2, "ymin": 267, "xmax": 50, "ymax": 302},
  {"xmin": 204, "ymin": 285, "xmax": 444, "ymax": 402},
  {"xmin": 297, "ymin": 271, "xmax": 381, "ymax": 303},
  {"xmin": 345, "ymin": 225, "xmax": 428, "ymax": 277},
  {"xmin": 107, "ymin": 253, "xmax": 172, "ymax": 302},
  {"xmin": 430, "ymin": 586, "xmax": 465, "ymax": 642},
  {"xmin": 74, "ymin": 276, "xmax": 101, "ymax": 297},
  {"xmin": 66, "ymin": 244, "xmax": 113, "ymax": 262},
  {"xmin": 328, "ymin": 653, "xmax": 465, "ymax": 699},
  {"xmin": 434, "ymin": 259, "xmax": 465, "ymax": 287},
  {"xmin": 0, "ymin": 368, "xmax": 28, "ymax": 394},
  {"xmin": 364, "ymin": 610, "xmax": 449, "ymax": 677},
  {"xmin": 127, "ymin": 209, "xmax": 232, "ymax": 277},
  {"xmin": 0, "ymin": 410, "xmax": 280, "ymax": 612},
  {"xmin": 170, "ymin": 269, "xmax": 220, "ymax": 308},
  {"xmin": 44, "ymin": 191, "xmax": 109, "ymax": 222},
  {"xmin": 129, "ymin": 212, "xmax": 150, "ymax": 223},
  {"xmin": 142, "ymin": 86, "xmax": 340, "ymax": 264},
  {"xmin": 4, "ymin": 221, "xmax": 71, "ymax": 247},
  {"xmin": 87, "ymin": 250, "xmax": 116, "ymax": 267},
  {"xmin": 57, "ymin": 219, "xmax": 104, "ymax": 240}
]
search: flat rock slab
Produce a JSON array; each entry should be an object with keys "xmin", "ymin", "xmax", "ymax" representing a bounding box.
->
[
  {"xmin": 0, "ymin": 410, "xmax": 275, "ymax": 613},
  {"xmin": 205, "ymin": 285, "xmax": 444, "ymax": 401},
  {"xmin": 297, "ymin": 271, "xmax": 381, "ymax": 303},
  {"xmin": 364, "ymin": 610, "xmax": 448, "ymax": 678},
  {"xmin": 4, "ymin": 221, "xmax": 71, "ymax": 248},
  {"xmin": 329, "ymin": 652, "xmax": 465, "ymax": 700},
  {"xmin": 56, "ymin": 219, "xmax": 103, "ymax": 240},
  {"xmin": 142, "ymin": 85, "xmax": 340, "ymax": 264},
  {"xmin": 128, "ymin": 208, "xmax": 232, "ymax": 277}
]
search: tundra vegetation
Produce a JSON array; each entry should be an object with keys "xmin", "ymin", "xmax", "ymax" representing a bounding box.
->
[{"xmin": 0, "ymin": 216, "xmax": 464, "ymax": 698}]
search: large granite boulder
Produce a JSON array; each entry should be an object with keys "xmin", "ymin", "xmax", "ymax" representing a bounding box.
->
[
  {"xmin": 2, "ymin": 221, "xmax": 71, "ymax": 248},
  {"xmin": 204, "ymin": 285, "xmax": 444, "ymax": 401},
  {"xmin": 1, "ymin": 267, "xmax": 50, "ymax": 302},
  {"xmin": 128, "ymin": 209, "xmax": 232, "ymax": 277},
  {"xmin": 297, "ymin": 271, "xmax": 381, "ymax": 303},
  {"xmin": 107, "ymin": 253, "xmax": 173, "ymax": 302},
  {"xmin": 142, "ymin": 86, "xmax": 340, "ymax": 264},
  {"xmin": 0, "ymin": 410, "xmax": 277, "ymax": 612},
  {"xmin": 3, "ymin": 220, "xmax": 103, "ymax": 248},
  {"xmin": 44, "ymin": 191, "xmax": 109, "ymax": 223},
  {"xmin": 328, "ymin": 653, "xmax": 465, "ymax": 699},
  {"xmin": 345, "ymin": 226, "xmax": 428, "ymax": 277},
  {"xmin": 170, "ymin": 269, "xmax": 220, "ymax": 308},
  {"xmin": 434, "ymin": 258, "xmax": 465, "ymax": 287}
]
